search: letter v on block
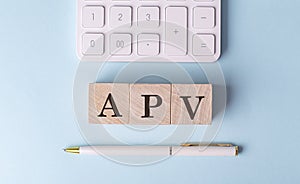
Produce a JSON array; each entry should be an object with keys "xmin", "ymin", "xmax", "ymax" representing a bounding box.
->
[
  {"xmin": 171, "ymin": 84, "xmax": 212, "ymax": 125},
  {"xmin": 180, "ymin": 96, "xmax": 205, "ymax": 120}
]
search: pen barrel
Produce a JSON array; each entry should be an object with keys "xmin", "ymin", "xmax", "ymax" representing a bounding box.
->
[
  {"xmin": 80, "ymin": 146, "xmax": 170, "ymax": 156},
  {"xmin": 172, "ymin": 146, "xmax": 238, "ymax": 156},
  {"xmin": 79, "ymin": 146, "xmax": 238, "ymax": 157}
]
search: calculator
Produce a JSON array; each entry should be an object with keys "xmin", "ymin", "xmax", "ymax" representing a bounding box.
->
[{"xmin": 77, "ymin": 0, "xmax": 221, "ymax": 62}]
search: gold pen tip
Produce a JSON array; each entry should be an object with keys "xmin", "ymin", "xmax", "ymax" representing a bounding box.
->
[{"xmin": 64, "ymin": 147, "xmax": 80, "ymax": 154}]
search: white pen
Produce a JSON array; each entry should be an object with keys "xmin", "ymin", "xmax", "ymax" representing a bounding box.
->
[{"xmin": 64, "ymin": 143, "xmax": 238, "ymax": 157}]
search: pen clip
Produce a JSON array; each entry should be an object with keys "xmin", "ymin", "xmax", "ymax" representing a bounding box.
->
[{"xmin": 180, "ymin": 143, "xmax": 233, "ymax": 147}]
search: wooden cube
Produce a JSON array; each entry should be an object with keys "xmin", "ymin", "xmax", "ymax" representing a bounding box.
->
[
  {"xmin": 89, "ymin": 83, "xmax": 129, "ymax": 124},
  {"xmin": 171, "ymin": 84, "xmax": 212, "ymax": 125},
  {"xmin": 89, "ymin": 83, "xmax": 212, "ymax": 125},
  {"xmin": 129, "ymin": 84, "xmax": 171, "ymax": 125}
]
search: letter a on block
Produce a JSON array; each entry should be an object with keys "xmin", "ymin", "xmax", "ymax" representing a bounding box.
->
[
  {"xmin": 171, "ymin": 84, "xmax": 212, "ymax": 124},
  {"xmin": 98, "ymin": 93, "xmax": 122, "ymax": 118},
  {"xmin": 89, "ymin": 83, "xmax": 129, "ymax": 124}
]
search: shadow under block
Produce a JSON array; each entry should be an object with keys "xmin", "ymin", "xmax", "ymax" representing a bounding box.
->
[
  {"xmin": 130, "ymin": 84, "xmax": 171, "ymax": 125},
  {"xmin": 88, "ymin": 83, "xmax": 212, "ymax": 125},
  {"xmin": 171, "ymin": 84, "xmax": 212, "ymax": 125},
  {"xmin": 89, "ymin": 83, "xmax": 129, "ymax": 124}
]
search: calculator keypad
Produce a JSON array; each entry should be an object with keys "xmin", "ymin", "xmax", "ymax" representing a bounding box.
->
[{"xmin": 77, "ymin": 0, "xmax": 221, "ymax": 62}]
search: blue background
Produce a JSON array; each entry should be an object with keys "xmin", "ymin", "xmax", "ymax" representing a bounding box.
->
[{"xmin": 1, "ymin": 0, "xmax": 300, "ymax": 183}]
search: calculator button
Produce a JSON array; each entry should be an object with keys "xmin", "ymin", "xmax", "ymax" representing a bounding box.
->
[
  {"xmin": 165, "ymin": 7, "xmax": 187, "ymax": 56},
  {"xmin": 110, "ymin": 6, "xmax": 132, "ymax": 28},
  {"xmin": 193, "ymin": 7, "xmax": 215, "ymax": 29},
  {"xmin": 82, "ymin": 6, "xmax": 105, "ymax": 28},
  {"xmin": 82, "ymin": 33, "xmax": 104, "ymax": 55},
  {"xmin": 110, "ymin": 33, "xmax": 132, "ymax": 55},
  {"xmin": 138, "ymin": 6, "xmax": 160, "ymax": 28},
  {"xmin": 192, "ymin": 34, "xmax": 215, "ymax": 56},
  {"xmin": 138, "ymin": 34, "xmax": 160, "ymax": 56}
]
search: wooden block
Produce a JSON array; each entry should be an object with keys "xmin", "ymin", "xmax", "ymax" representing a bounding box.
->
[
  {"xmin": 130, "ymin": 84, "xmax": 171, "ymax": 125},
  {"xmin": 89, "ymin": 83, "xmax": 212, "ymax": 125},
  {"xmin": 89, "ymin": 83, "xmax": 129, "ymax": 124},
  {"xmin": 171, "ymin": 84, "xmax": 212, "ymax": 125}
]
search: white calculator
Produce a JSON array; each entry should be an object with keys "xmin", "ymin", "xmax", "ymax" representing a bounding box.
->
[{"xmin": 77, "ymin": 0, "xmax": 221, "ymax": 62}]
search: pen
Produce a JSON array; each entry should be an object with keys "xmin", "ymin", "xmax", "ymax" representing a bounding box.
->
[{"xmin": 64, "ymin": 144, "xmax": 238, "ymax": 157}]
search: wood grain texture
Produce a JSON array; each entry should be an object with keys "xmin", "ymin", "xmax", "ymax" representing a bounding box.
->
[
  {"xmin": 89, "ymin": 83, "xmax": 129, "ymax": 124},
  {"xmin": 129, "ymin": 84, "xmax": 171, "ymax": 125},
  {"xmin": 171, "ymin": 84, "xmax": 212, "ymax": 125}
]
